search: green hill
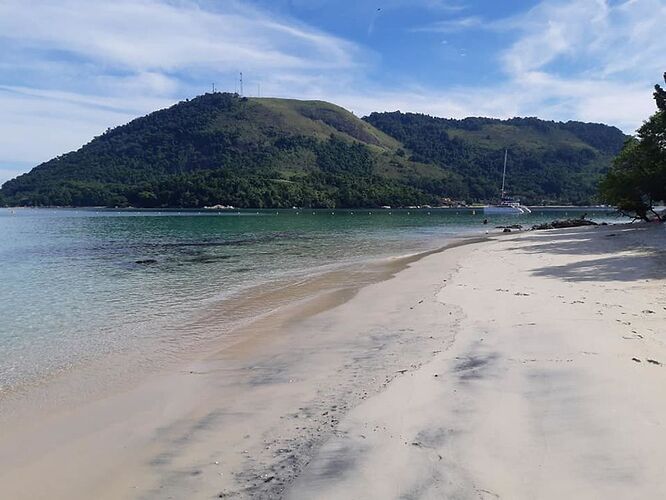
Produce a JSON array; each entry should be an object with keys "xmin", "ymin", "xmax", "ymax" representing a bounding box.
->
[
  {"xmin": 363, "ymin": 113, "xmax": 627, "ymax": 205},
  {"xmin": 0, "ymin": 93, "xmax": 627, "ymax": 208}
]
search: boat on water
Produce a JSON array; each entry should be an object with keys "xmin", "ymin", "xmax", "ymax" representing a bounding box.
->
[
  {"xmin": 484, "ymin": 149, "xmax": 531, "ymax": 215},
  {"xmin": 484, "ymin": 198, "xmax": 531, "ymax": 215}
]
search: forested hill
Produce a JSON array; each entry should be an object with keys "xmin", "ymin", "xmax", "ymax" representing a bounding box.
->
[
  {"xmin": 1, "ymin": 93, "xmax": 627, "ymax": 208},
  {"xmin": 363, "ymin": 112, "xmax": 627, "ymax": 205}
]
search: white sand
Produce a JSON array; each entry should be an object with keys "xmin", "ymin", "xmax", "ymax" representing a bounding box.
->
[
  {"xmin": 287, "ymin": 224, "xmax": 666, "ymax": 499},
  {"xmin": 1, "ymin": 224, "xmax": 665, "ymax": 499}
]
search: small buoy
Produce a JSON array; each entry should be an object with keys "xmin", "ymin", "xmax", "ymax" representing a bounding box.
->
[{"xmin": 472, "ymin": 210, "xmax": 476, "ymax": 215}]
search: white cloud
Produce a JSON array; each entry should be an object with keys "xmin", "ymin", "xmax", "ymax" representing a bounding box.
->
[
  {"xmin": 0, "ymin": 0, "xmax": 362, "ymax": 72},
  {"xmin": 493, "ymin": 0, "xmax": 664, "ymax": 130},
  {"xmin": 280, "ymin": 0, "xmax": 466, "ymax": 11},
  {"xmin": 0, "ymin": 86, "xmax": 147, "ymax": 169},
  {"xmin": 411, "ymin": 16, "xmax": 483, "ymax": 33},
  {"xmin": 501, "ymin": 0, "xmax": 666, "ymax": 82}
]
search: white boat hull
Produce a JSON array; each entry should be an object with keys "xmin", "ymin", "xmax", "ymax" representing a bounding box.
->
[{"xmin": 484, "ymin": 205, "xmax": 532, "ymax": 215}]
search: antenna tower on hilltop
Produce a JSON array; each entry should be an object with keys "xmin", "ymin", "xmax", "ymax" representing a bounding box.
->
[{"xmin": 240, "ymin": 72, "xmax": 243, "ymax": 96}]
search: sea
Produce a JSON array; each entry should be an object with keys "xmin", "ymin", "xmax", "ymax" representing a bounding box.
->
[{"xmin": 0, "ymin": 207, "xmax": 621, "ymax": 399}]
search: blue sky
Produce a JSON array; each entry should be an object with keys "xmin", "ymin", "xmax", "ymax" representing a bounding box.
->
[{"xmin": 1, "ymin": 0, "xmax": 664, "ymax": 184}]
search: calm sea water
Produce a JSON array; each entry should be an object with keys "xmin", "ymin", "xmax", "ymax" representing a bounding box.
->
[{"xmin": 0, "ymin": 207, "xmax": 620, "ymax": 394}]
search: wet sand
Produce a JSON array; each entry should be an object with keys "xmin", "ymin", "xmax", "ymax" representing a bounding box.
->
[{"xmin": 1, "ymin": 224, "xmax": 665, "ymax": 498}]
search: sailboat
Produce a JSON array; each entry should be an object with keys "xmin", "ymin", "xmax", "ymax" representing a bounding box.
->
[{"xmin": 483, "ymin": 149, "xmax": 531, "ymax": 215}]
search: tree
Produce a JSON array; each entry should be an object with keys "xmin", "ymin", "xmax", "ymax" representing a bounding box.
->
[{"xmin": 600, "ymin": 73, "xmax": 666, "ymax": 221}]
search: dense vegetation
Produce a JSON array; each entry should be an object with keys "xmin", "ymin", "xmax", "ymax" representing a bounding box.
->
[
  {"xmin": 600, "ymin": 73, "xmax": 666, "ymax": 220},
  {"xmin": 364, "ymin": 113, "xmax": 626, "ymax": 205},
  {"xmin": 0, "ymin": 92, "xmax": 627, "ymax": 208}
]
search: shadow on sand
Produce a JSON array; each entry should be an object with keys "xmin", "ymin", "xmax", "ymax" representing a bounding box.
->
[{"xmin": 512, "ymin": 225, "xmax": 666, "ymax": 282}]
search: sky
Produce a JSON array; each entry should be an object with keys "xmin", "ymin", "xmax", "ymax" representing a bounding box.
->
[{"xmin": 1, "ymin": 0, "xmax": 665, "ymax": 184}]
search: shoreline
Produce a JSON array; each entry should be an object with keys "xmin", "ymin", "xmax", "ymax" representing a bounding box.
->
[
  {"xmin": 0, "ymin": 232, "xmax": 486, "ymax": 499},
  {"xmin": 2, "ymin": 223, "xmax": 665, "ymax": 498},
  {"xmin": 0, "ymin": 231, "xmax": 477, "ymax": 414}
]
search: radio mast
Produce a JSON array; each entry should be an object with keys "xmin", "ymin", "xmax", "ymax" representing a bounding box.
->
[{"xmin": 240, "ymin": 72, "xmax": 243, "ymax": 96}]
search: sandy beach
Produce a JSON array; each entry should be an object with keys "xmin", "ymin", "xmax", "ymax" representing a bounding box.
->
[{"xmin": 1, "ymin": 223, "xmax": 665, "ymax": 499}]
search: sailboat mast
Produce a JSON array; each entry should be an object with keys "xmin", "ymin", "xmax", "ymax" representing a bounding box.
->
[{"xmin": 500, "ymin": 149, "xmax": 508, "ymax": 198}]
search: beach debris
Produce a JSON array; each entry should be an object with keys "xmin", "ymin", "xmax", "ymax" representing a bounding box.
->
[
  {"xmin": 642, "ymin": 309, "xmax": 655, "ymax": 314},
  {"xmin": 647, "ymin": 359, "xmax": 662, "ymax": 366},
  {"xmin": 135, "ymin": 258, "xmax": 157, "ymax": 264},
  {"xmin": 496, "ymin": 224, "xmax": 523, "ymax": 230},
  {"xmin": 396, "ymin": 369, "xmax": 408, "ymax": 374},
  {"xmin": 503, "ymin": 228, "xmax": 512, "ymax": 232},
  {"xmin": 632, "ymin": 357, "xmax": 642, "ymax": 363},
  {"xmin": 532, "ymin": 218, "xmax": 598, "ymax": 230},
  {"xmin": 514, "ymin": 292, "xmax": 530, "ymax": 296}
]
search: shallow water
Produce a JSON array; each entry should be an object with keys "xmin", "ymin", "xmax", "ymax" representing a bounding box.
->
[{"xmin": 0, "ymin": 207, "xmax": 620, "ymax": 394}]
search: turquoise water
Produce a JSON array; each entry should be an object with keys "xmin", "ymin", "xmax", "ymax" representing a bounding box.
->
[{"xmin": 0, "ymin": 207, "xmax": 621, "ymax": 394}]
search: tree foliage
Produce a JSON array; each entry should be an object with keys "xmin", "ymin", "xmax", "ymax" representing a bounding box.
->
[
  {"xmin": 600, "ymin": 73, "xmax": 666, "ymax": 220},
  {"xmin": 0, "ymin": 92, "xmax": 627, "ymax": 208},
  {"xmin": 364, "ymin": 112, "xmax": 626, "ymax": 205}
]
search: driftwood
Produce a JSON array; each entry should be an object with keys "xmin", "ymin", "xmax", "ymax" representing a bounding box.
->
[{"xmin": 531, "ymin": 218, "xmax": 598, "ymax": 231}]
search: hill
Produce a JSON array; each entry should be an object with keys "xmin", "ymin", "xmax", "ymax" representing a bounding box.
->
[
  {"xmin": 0, "ymin": 93, "xmax": 627, "ymax": 208},
  {"xmin": 363, "ymin": 112, "xmax": 627, "ymax": 205}
]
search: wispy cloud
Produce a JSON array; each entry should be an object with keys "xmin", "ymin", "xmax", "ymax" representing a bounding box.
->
[
  {"xmin": 411, "ymin": 16, "xmax": 483, "ymax": 33},
  {"xmin": 501, "ymin": 0, "xmax": 666, "ymax": 80},
  {"xmin": 0, "ymin": 0, "xmax": 365, "ymax": 72},
  {"xmin": 493, "ymin": 0, "xmax": 664, "ymax": 129},
  {"xmin": 284, "ymin": 0, "xmax": 467, "ymax": 11}
]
